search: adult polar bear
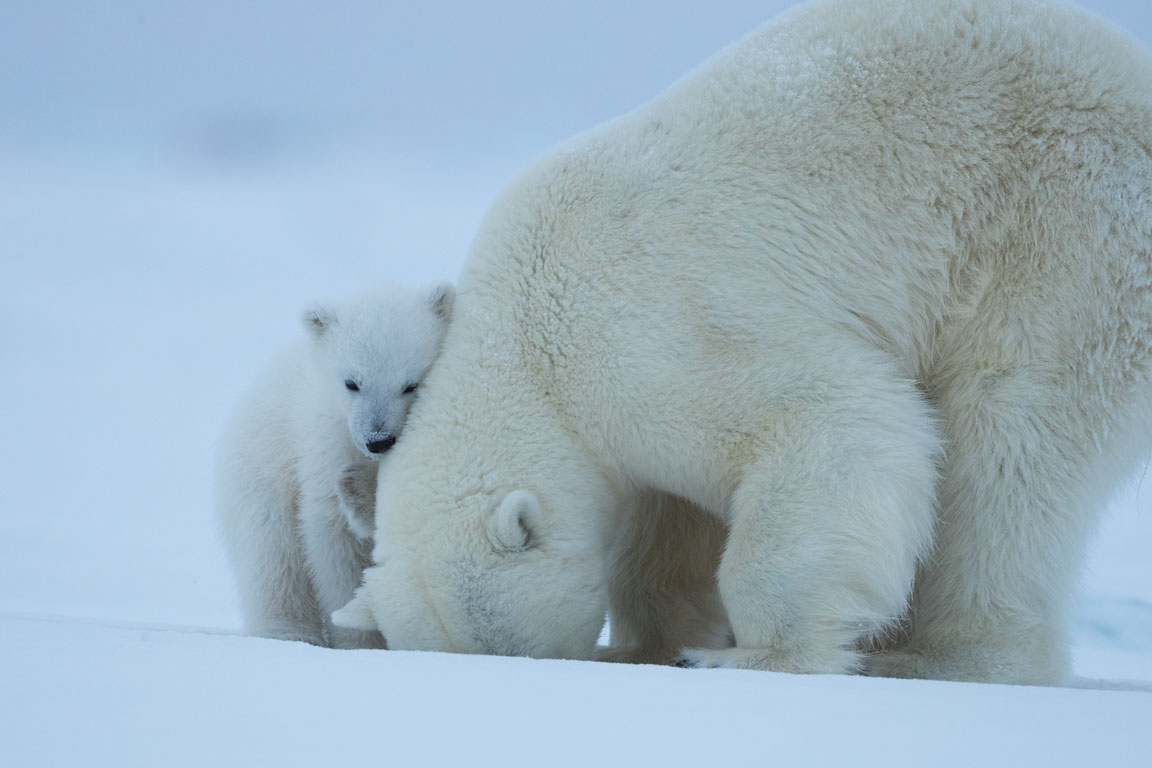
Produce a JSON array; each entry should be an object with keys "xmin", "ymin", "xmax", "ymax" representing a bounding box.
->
[{"xmin": 337, "ymin": 0, "xmax": 1152, "ymax": 684}]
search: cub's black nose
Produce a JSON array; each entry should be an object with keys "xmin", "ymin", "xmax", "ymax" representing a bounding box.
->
[{"xmin": 366, "ymin": 435, "xmax": 396, "ymax": 454}]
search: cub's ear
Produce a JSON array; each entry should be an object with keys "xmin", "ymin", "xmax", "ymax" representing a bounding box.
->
[
  {"xmin": 428, "ymin": 283, "xmax": 456, "ymax": 322},
  {"xmin": 331, "ymin": 584, "xmax": 376, "ymax": 631},
  {"xmin": 487, "ymin": 490, "xmax": 540, "ymax": 552},
  {"xmin": 302, "ymin": 305, "xmax": 337, "ymax": 338}
]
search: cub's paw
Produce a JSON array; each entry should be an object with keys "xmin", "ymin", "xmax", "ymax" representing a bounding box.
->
[{"xmin": 337, "ymin": 463, "xmax": 378, "ymax": 540}]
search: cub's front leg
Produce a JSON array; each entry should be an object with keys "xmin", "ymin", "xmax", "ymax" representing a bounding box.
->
[
  {"xmin": 298, "ymin": 463, "xmax": 385, "ymax": 650},
  {"xmin": 337, "ymin": 461, "xmax": 379, "ymax": 541}
]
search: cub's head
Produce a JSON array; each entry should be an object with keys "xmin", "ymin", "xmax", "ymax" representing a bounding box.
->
[{"xmin": 302, "ymin": 283, "xmax": 454, "ymax": 459}]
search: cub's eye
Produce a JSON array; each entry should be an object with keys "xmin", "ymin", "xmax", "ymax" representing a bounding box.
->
[
  {"xmin": 402, "ymin": 383, "xmax": 418, "ymax": 395},
  {"xmin": 345, "ymin": 380, "xmax": 360, "ymax": 392}
]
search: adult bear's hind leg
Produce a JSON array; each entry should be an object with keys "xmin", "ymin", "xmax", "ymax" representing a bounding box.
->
[{"xmin": 867, "ymin": 362, "xmax": 1152, "ymax": 685}]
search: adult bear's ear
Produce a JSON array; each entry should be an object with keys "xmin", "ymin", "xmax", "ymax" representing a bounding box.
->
[
  {"xmin": 302, "ymin": 305, "xmax": 337, "ymax": 338},
  {"xmin": 428, "ymin": 282, "xmax": 455, "ymax": 322},
  {"xmin": 487, "ymin": 490, "xmax": 540, "ymax": 552},
  {"xmin": 332, "ymin": 583, "xmax": 376, "ymax": 631}
]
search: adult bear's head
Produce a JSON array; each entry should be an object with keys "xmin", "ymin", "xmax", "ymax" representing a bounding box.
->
[{"xmin": 336, "ymin": 485, "xmax": 618, "ymax": 659}]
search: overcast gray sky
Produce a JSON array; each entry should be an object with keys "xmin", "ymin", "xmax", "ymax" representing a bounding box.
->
[{"xmin": 2, "ymin": 1, "xmax": 1149, "ymax": 166}]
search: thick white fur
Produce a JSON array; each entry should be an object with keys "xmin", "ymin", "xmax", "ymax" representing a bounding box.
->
[
  {"xmin": 337, "ymin": 0, "xmax": 1152, "ymax": 684},
  {"xmin": 215, "ymin": 284, "xmax": 453, "ymax": 648}
]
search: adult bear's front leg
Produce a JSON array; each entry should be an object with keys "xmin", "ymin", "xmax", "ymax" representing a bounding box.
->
[{"xmin": 679, "ymin": 371, "xmax": 940, "ymax": 674}]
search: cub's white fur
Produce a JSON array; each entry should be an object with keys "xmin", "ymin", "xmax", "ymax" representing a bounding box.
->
[
  {"xmin": 337, "ymin": 0, "xmax": 1152, "ymax": 684},
  {"xmin": 215, "ymin": 283, "xmax": 453, "ymax": 647}
]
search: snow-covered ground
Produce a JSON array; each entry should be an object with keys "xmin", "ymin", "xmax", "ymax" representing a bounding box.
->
[
  {"xmin": 2, "ymin": 2, "xmax": 1150, "ymax": 765},
  {"xmin": 4, "ymin": 613, "xmax": 1151, "ymax": 768}
]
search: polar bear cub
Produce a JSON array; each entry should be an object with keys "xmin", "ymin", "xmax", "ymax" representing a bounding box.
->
[{"xmin": 215, "ymin": 283, "xmax": 453, "ymax": 648}]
